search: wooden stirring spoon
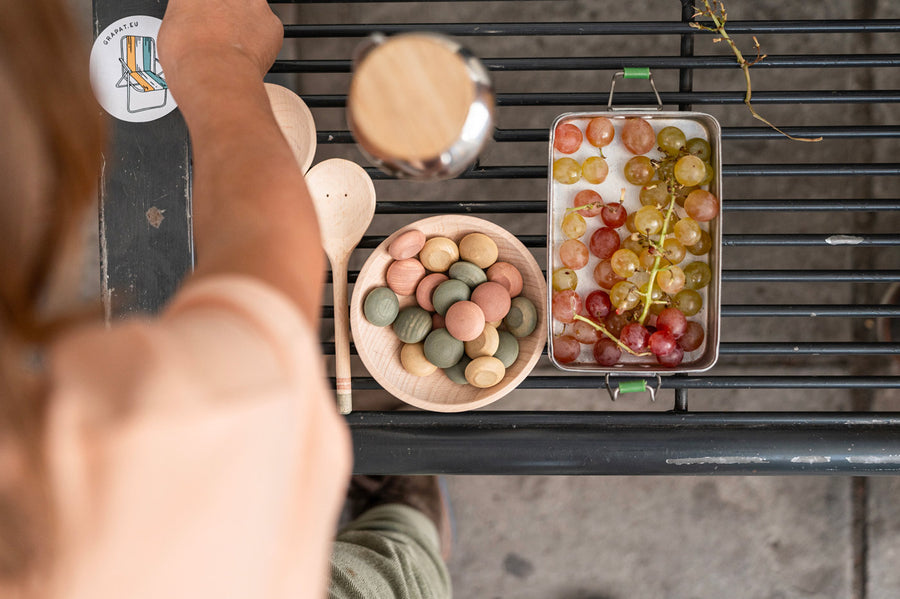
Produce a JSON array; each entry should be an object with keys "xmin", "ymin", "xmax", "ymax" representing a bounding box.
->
[{"xmin": 305, "ymin": 159, "xmax": 376, "ymax": 414}]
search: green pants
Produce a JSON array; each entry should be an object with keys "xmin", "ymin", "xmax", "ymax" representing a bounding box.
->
[{"xmin": 329, "ymin": 504, "xmax": 452, "ymax": 599}]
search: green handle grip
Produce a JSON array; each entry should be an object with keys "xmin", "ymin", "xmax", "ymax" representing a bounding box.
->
[
  {"xmin": 617, "ymin": 380, "xmax": 647, "ymax": 394},
  {"xmin": 623, "ymin": 67, "xmax": 651, "ymax": 80}
]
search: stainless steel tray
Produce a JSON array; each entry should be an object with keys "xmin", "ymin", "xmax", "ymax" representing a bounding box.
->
[{"xmin": 546, "ymin": 110, "xmax": 722, "ymax": 375}]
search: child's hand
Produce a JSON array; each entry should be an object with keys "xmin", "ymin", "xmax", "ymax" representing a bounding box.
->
[{"xmin": 158, "ymin": 0, "xmax": 283, "ymax": 89}]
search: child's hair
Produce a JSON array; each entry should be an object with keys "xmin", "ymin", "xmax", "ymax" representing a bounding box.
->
[{"xmin": 0, "ymin": 0, "xmax": 105, "ymax": 584}]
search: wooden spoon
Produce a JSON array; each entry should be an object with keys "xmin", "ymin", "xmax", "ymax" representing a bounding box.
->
[
  {"xmin": 265, "ymin": 83, "xmax": 317, "ymax": 173},
  {"xmin": 305, "ymin": 159, "xmax": 376, "ymax": 414}
]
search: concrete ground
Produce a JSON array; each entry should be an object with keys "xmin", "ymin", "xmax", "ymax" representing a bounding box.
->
[{"xmin": 71, "ymin": 1, "xmax": 899, "ymax": 598}]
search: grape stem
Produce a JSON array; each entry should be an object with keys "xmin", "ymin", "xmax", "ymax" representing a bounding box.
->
[
  {"xmin": 690, "ymin": 0, "xmax": 821, "ymax": 143},
  {"xmin": 636, "ymin": 190, "xmax": 677, "ymax": 326},
  {"xmin": 573, "ymin": 314, "xmax": 653, "ymax": 357}
]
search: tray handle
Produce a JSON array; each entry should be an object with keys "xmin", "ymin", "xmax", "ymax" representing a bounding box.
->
[
  {"xmin": 608, "ymin": 67, "xmax": 663, "ymax": 111},
  {"xmin": 604, "ymin": 373, "xmax": 662, "ymax": 402}
]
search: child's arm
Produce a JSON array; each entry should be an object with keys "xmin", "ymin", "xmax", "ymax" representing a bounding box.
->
[{"xmin": 158, "ymin": 0, "xmax": 324, "ymax": 324}]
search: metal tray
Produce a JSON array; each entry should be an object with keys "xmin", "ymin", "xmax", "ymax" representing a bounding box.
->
[{"xmin": 546, "ymin": 110, "xmax": 722, "ymax": 375}]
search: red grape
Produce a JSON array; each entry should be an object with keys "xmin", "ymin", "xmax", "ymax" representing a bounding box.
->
[
  {"xmin": 589, "ymin": 227, "xmax": 620, "ymax": 260},
  {"xmin": 552, "ymin": 290, "xmax": 582, "ymax": 324},
  {"xmin": 584, "ymin": 290, "xmax": 612, "ymax": 320},
  {"xmin": 573, "ymin": 189, "xmax": 603, "ymax": 217},
  {"xmin": 649, "ymin": 330, "xmax": 677, "ymax": 356},
  {"xmin": 593, "ymin": 338, "xmax": 621, "ymax": 366},
  {"xmin": 604, "ymin": 312, "xmax": 629, "ymax": 337},
  {"xmin": 622, "ymin": 118, "xmax": 655, "ymax": 155},
  {"xmin": 620, "ymin": 323, "xmax": 650, "ymax": 353},
  {"xmin": 559, "ymin": 239, "xmax": 589, "ymax": 269},
  {"xmin": 656, "ymin": 307, "xmax": 687, "ymax": 339},
  {"xmin": 553, "ymin": 334, "xmax": 581, "ymax": 364},
  {"xmin": 677, "ymin": 321, "xmax": 705, "ymax": 352},
  {"xmin": 684, "ymin": 189, "xmax": 720, "ymax": 222},
  {"xmin": 554, "ymin": 123, "xmax": 583, "ymax": 154},
  {"xmin": 657, "ymin": 346, "xmax": 685, "ymax": 367},
  {"xmin": 601, "ymin": 202, "xmax": 627, "ymax": 228},
  {"xmin": 572, "ymin": 319, "xmax": 601, "ymax": 344},
  {"xmin": 586, "ymin": 117, "xmax": 614, "ymax": 148},
  {"xmin": 593, "ymin": 259, "xmax": 624, "ymax": 290}
]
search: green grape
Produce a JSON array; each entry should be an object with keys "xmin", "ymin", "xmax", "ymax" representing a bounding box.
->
[
  {"xmin": 686, "ymin": 137, "xmax": 711, "ymax": 161},
  {"xmin": 673, "ymin": 289, "xmax": 703, "ymax": 316},
  {"xmin": 610, "ymin": 281, "xmax": 640, "ymax": 311},
  {"xmin": 658, "ymin": 265, "xmax": 686, "ymax": 294},
  {"xmin": 621, "ymin": 235, "xmax": 644, "ymax": 256},
  {"xmin": 699, "ymin": 161, "xmax": 714, "ymax": 186},
  {"xmin": 640, "ymin": 183, "xmax": 668, "ymax": 207},
  {"xmin": 582, "ymin": 156, "xmax": 609, "ymax": 184},
  {"xmin": 662, "ymin": 238, "xmax": 686, "ymax": 264},
  {"xmin": 634, "ymin": 205, "xmax": 664, "ymax": 235},
  {"xmin": 553, "ymin": 157, "xmax": 581, "ymax": 184},
  {"xmin": 638, "ymin": 280, "xmax": 665, "ymax": 302},
  {"xmin": 561, "ymin": 212, "xmax": 587, "ymax": 239},
  {"xmin": 674, "ymin": 155, "xmax": 706, "ymax": 186},
  {"xmin": 657, "ymin": 126, "xmax": 686, "ymax": 156},
  {"xmin": 674, "ymin": 218, "xmax": 702, "ymax": 246},
  {"xmin": 610, "ymin": 249, "xmax": 640, "ymax": 278},
  {"xmin": 655, "ymin": 159, "xmax": 675, "ymax": 182},
  {"xmin": 638, "ymin": 247, "xmax": 656, "ymax": 271},
  {"xmin": 683, "ymin": 261, "xmax": 712, "ymax": 290},
  {"xmin": 625, "ymin": 211, "xmax": 639, "ymax": 233},
  {"xmin": 686, "ymin": 229, "xmax": 712, "ymax": 256},
  {"xmin": 552, "ymin": 267, "xmax": 578, "ymax": 291},
  {"xmin": 624, "ymin": 156, "xmax": 655, "ymax": 186}
]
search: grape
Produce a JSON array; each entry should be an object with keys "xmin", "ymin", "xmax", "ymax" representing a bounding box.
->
[
  {"xmin": 649, "ymin": 330, "xmax": 677, "ymax": 356},
  {"xmin": 625, "ymin": 211, "xmax": 639, "ymax": 233},
  {"xmin": 638, "ymin": 280, "xmax": 665, "ymax": 302},
  {"xmin": 634, "ymin": 206, "xmax": 664, "ymax": 235},
  {"xmin": 551, "ymin": 267, "xmax": 578, "ymax": 291},
  {"xmin": 674, "ymin": 185, "xmax": 698, "ymax": 207},
  {"xmin": 674, "ymin": 155, "xmax": 706, "ymax": 186},
  {"xmin": 552, "ymin": 290, "xmax": 583, "ymax": 323},
  {"xmin": 593, "ymin": 338, "xmax": 621, "ymax": 366},
  {"xmin": 594, "ymin": 259, "xmax": 624, "ymax": 290},
  {"xmin": 686, "ymin": 230, "xmax": 712, "ymax": 256},
  {"xmin": 622, "ymin": 118, "xmax": 655, "ymax": 155},
  {"xmin": 640, "ymin": 183, "xmax": 668, "ymax": 207},
  {"xmin": 582, "ymin": 156, "xmax": 609, "ymax": 184},
  {"xmin": 655, "ymin": 159, "xmax": 674, "ymax": 183},
  {"xmin": 657, "ymin": 126, "xmax": 686, "ymax": 155},
  {"xmin": 700, "ymin": 162, "xmax": 714, "ymax": 186},
  {"xmin": 554, "ymin": 123, "xmax": 583, "ymax": 154},
  {"xmin": 585, "ymin": 290, "xmax": 612, "ymax": 320},
  {"xmin": 589, "ymin": 227, "xmax": 620, "ymax": 260},
  {"xmin": 559, "ymin": 239, "xmax": 589, "ymax": 270},
  {"xmin": 553, "ymin": 334, "xmax": 581, "ymax": 364},
  {"xmin": 656, "ymin": 307, "xmax": 687, "ymax": 338},
  {"xmin": 553, "ymin": 157, "xmax": 581, "ymax": 184},
  {"xmin": 673, "ymin": 289, "xmax": 702, "ymax": 316},
  {"xmin": 572, "ymin": 319, "xmax": 601, "ymax": 344},
  {"xmin": 686, "ymin": 137, "xmax": 711, "ymax": 161},
  {"xmin": 662, "ymin": 238, "xmax": 686, "ymax": 264},
  {"xmin": 601, "ymin": 202, "xmax": 627, "ymax": 228},
  {"xmin": 621, "ymin": 235, "xmax": 644, "ymax": 256},
  {"xmin": 610, "ymin": 281, "xmax": 640, "ymax": 311},
  {"xmin": 620, "ymin": 323, "xmax": 650, "ymax": 353},
  {"xmin": 604, "ymin": 311, "xmax": 629, "ymax": 337},
  {"xmin": 624, "ymin": 156, "xmax": 655, "ymax": 186},
  {"xmin": 657, "ymin": 345, "xmax": 685, "ymax": 367},
  {"xmin": 657, "ymin": 265, "xmax": 686, "ymax": 295},
  {"xmin": 638, "ymin": 248, "xmax": 657, "ymax": 271},
  {"xmin": 586, "ymin": 117, "xmax": 615, "ymax": 148},
  {"xmin": 683, "ymin": 261, "xmax": 712, "ymax": 290},
  {"xmin": 573, "ymin": 189, "xmax": 603, "ymax": 217},
  {"xmin": 561, "ymin": 212, "xmax": 587, "ymax": 239},
  {"xmin": 610, "ymin": 249, "xmax": 640, "ymax": 278},
  {"xmin": 674, "ymin": 218, "xmax": 702, "ymax": 246},
  {"xmin": 684, "ymin": 189, "xmax": 720, "ymax": 222},
  {"xmin": 677, "ymin": 321, "xmax": 705, "ymax": 351}
]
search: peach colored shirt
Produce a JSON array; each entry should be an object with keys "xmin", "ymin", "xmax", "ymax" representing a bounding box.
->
[{"xmin": 45, "ymin": 276, "xmax": 352, "ymax": 599}]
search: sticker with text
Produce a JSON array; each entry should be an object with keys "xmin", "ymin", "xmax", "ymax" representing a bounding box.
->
[{"xmin": 90, "ymin": 16, "xmax": 176, "ymax": 123}]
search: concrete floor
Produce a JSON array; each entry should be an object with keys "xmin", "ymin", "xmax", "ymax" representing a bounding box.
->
[{"xmin": 72, "ymin": 1, "xmax": 899, "ymax": 597}]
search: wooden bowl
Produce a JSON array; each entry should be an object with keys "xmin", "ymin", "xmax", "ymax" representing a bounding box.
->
[{"xmin": 350, "ymin": 215, "xmax": 547, "ymax": 412}]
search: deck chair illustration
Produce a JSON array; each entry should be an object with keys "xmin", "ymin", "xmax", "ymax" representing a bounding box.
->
[{"xmin": 115, "ymin": 35, "xmax": 168, "ymax": 114}]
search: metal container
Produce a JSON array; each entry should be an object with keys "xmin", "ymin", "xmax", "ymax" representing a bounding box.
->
[{"xmin": 546, "ymin": 107, "xmax": 722, "ymax": 375}]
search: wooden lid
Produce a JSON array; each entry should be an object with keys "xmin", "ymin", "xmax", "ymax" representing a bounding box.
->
[{"xmin": 348, "ymin": 35, "xmax": 476, "ymax": 162}]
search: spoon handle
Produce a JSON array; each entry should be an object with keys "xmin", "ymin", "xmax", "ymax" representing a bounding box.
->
[{"xmin": 331, "ymin": 259, "xmax": 353, "ymax": 414}]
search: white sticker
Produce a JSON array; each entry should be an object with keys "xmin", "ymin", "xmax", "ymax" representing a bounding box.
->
[{"xmin": 90, "ymin": 16, "xmax": 176, "ymax": 123}]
